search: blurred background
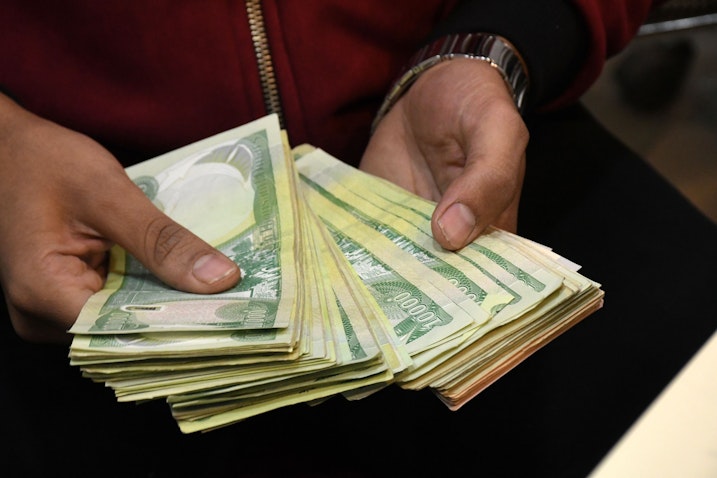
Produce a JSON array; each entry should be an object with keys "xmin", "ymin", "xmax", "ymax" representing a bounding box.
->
[{"xmin": 582, "ymin": 3, "xmax": 717, "ymax": 224}]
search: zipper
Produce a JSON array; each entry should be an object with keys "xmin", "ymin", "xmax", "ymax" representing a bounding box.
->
[{"xmin": 245, "ymin": 0, "xmax": 285, "ymax": 127}]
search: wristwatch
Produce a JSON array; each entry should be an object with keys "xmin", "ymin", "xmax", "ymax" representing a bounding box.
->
[{"xmin": 372, "ymin": 32, "xmax": 529, "ymax": 132}]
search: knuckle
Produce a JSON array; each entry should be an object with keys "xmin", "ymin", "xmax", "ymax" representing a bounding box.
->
[
  {"xmin": 4, "ymin": 281, "xmax": 33, "ymax": 317},
  {"xmin": 516, "ymin": 120, "xmax": 530, "ymax": 146},
  {"xmin": 145, "ymin": 217, "xmax": 194, "ymax": 266},
  {"xmin": 3, "ymin": 284, "xmax": 44, "ymax": 341}
]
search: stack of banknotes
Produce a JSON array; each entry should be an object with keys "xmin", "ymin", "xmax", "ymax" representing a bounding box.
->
[{"xmin": 69, "ymin": 114, "xmax": 604, "ymax": 433}]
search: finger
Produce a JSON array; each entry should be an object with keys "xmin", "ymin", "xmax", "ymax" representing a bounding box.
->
[
  {"xmin": 432, "ymin": 151, "xmax": 525, "ymax": 249},
  {"xmin": 2, "ymin": 245, "xmax": 109, "ymax": 344},
  {"xmin": 89, "ymin": 172, "xmax": 241, "ymax": 294},
  {"xmin": 431, "ymin": 107, "xmax": 527, "ymax": 250},
  {"xmin": 492, "ymin": 181, "xmax": 522, "ymax": 234},
  {"xmin": 5, "ymin": 301, "xmax": 74, "ymax": 344}
]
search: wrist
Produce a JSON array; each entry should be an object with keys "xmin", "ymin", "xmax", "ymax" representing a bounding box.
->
[{"xmin": 372, "ymin": 33, "xmax": 529, "ymax": 133}]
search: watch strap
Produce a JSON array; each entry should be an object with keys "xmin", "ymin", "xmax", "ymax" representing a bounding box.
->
[{"xmin": 372, "ymin": 33, "xmax": 529, "ymax": 132}]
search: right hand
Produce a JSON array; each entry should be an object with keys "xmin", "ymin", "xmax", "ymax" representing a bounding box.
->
[{"xmin": 0, "ymin": 95, "xmax": 241, "ymax": 344}]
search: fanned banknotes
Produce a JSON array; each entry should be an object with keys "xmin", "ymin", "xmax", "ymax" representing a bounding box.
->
[{"xmin": 69, "ymin": 115, "xmax": 604, "ymax": 432}]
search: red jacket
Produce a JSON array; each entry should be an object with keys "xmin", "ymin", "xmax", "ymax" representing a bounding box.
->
[{"xmin": 1, "ymin": 1, "xmax": 654, "ymax": 166}]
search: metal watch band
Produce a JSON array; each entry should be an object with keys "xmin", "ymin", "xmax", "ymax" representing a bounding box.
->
[{"xmin": 371, "ymin": 33, "xmax": 529, "ymax": 132}]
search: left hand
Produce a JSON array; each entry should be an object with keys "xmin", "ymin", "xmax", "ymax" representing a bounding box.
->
[{"xmin": 360, "ymin": 58, "xmax": 528, "ymax": 250}]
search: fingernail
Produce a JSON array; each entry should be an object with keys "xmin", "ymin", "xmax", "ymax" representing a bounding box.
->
[
  {"xmin": 437, "ymin": 202, "xmax": 475, "ymax": 249},
  {"xmin": 193, "ymin": 254, "xmax": 237, "ymax": 284}
]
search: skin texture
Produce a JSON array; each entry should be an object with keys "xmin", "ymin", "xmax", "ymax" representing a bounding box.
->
[
  {"xmin": 0, "ymin": 94, "xmax": 241, "ymax": 344},
  {"xmin": 360, "ymin": 59, "xmax": 528, "ymax": 249},
  {"xmin": 0, "ymin": 59, "xmax": 526, "ymax": 345}
]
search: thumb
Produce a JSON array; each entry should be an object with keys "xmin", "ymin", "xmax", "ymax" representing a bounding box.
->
[
  {"xmin": 430, "ymin": 100, "xmax": 528, "ymax": 251},
  {"xmin": 430, "ymin": 152, "xmax": 525, "ymax": 251},
  {"xmin": 96, "ymin": 174, "xmax": 241, "ymax": 293}
]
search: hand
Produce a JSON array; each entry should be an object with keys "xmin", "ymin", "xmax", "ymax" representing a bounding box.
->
[
  {"xmin": 360, "ymin": 58, "xmax": 528, "ymax": 250},
  {"xmin": 0, "ymin": 95, "xmax": 241, "ymax": 344}
]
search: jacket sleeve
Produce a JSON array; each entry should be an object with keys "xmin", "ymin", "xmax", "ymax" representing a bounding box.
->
[
  {"xmin": 561, "ymin": 0, "xmax": 657, "ymax": 108},
  {"xmin": 428, "ymin": 0, "xmax": 657, "ymax": 112}
]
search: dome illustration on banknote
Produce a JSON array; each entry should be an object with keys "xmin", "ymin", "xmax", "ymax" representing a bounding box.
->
[{"xmin": 134, "ymin": 140, "xmax": 256, "ymax": 245}]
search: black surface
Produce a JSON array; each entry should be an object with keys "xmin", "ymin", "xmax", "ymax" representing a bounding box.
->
[{"xmin": 2, "ymin": 104, "xmax": 715, "ymax": 478}]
